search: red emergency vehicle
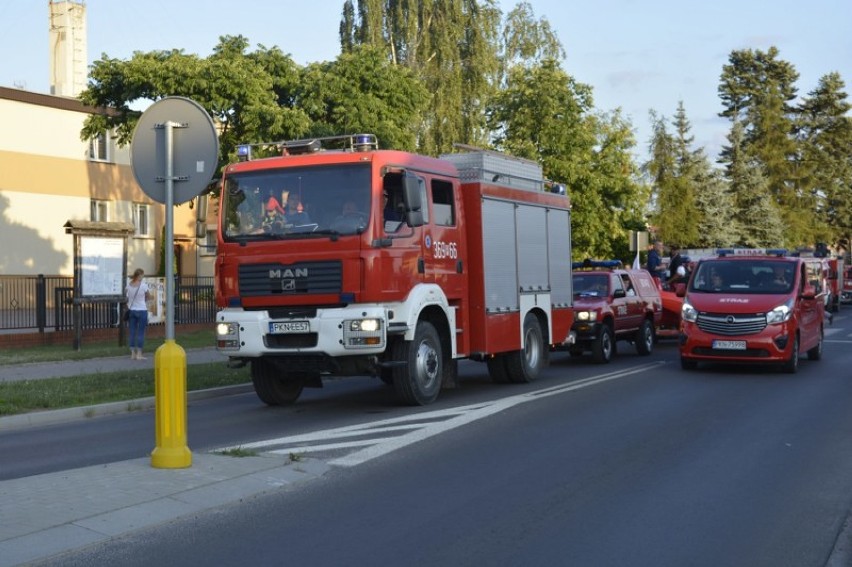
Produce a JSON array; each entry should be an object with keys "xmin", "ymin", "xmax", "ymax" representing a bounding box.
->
[
  {"xmin": 678, "ymin": 249, "xmax": 824, "ymax": 373},
  {"xmin": 214, "ymin": 134, "xmax": 575, "ymax": 406},
  {"xmin": 842, "ymin": 264, "xmax": 852, "ymax": 305}
]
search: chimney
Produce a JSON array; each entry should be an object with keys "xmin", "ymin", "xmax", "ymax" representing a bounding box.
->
[{"xmin": 49, "ymin": 0, "xmax": 87, "ymax": 97}]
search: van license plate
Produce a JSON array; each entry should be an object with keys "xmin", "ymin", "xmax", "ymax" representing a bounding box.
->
[
  {"xmin": 712, "ymin": 340, "xmax": 746, "ymax": 350},
  {"xmin": 269, "ymin": 321, "xmax": 309, "ymax": 334}
]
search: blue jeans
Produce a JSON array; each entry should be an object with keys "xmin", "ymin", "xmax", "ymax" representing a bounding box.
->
[{"xmin": 128, "ymin": 310, "xmax": 148, "ymax": 349}]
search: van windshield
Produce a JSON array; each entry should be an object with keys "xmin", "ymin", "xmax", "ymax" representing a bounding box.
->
[{"xmin": 690, "ymin": 260, "xmax": 794, "ymax": 294}]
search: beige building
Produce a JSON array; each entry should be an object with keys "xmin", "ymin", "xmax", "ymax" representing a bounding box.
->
[{"xmin": 0, "ymin": 86, "xmax": 215, "ymax": 278}]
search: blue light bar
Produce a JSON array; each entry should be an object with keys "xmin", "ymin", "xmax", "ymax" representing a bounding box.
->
[{"xmin": 236, "ymin": 145, "xmax": 251, "ymax": 161}]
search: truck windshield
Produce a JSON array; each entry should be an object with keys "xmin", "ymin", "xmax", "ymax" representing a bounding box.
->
[
  {"xmin": 221, "ymin": 163, "xmax": 371, "ymax": 240},
  {"xmin": 690, "ymin": 260, "xmax": 794, "ymax": 294}
]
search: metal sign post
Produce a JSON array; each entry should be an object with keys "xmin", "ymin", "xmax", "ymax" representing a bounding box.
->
[{"xmin": 131, "ymin": 97, "xmax": 219, "ymax": 469}]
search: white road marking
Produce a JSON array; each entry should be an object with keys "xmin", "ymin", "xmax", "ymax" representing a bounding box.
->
[{"xmin": 217, "ymin": 361, "xmax": 665, "ymax": 467}]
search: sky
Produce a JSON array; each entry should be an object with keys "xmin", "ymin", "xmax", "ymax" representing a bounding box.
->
[{"xmin": 3, "ymin": 0, "xmax": 851, "ymax": 162}]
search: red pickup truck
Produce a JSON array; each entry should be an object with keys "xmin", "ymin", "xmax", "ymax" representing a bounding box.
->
[{"xmin": 571, "ymin": 262, "xmax": 663, "ymax": 363}]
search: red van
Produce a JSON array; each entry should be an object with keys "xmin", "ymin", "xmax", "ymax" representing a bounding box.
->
[{"xmin": 678, "ymin": 252, "xmax": 824, "ymax": 373}]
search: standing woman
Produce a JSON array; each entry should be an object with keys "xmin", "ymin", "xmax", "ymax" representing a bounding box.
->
[{"xmin": 126, "ymin": 268, "xmax": 151, "ymax": 360}]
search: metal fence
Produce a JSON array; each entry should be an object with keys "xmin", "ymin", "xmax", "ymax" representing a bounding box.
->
[{"xmin": 0, "ymin": 275, "xmax": 215, "ymax": 332}]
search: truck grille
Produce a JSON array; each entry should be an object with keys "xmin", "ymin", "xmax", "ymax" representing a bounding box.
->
[
  {"xmin": 239, "ymin": 262, "xmax": 342, "ymax": 296},
  {"xmin": 696, "ymin": 313, "xmax": 767, "ymax": 336}
]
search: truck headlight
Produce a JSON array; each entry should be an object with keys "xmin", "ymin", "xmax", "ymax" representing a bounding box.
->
[
  {"xmin": 344, "ymin": 318, "xmax": 384, "ymax": 348},
  {"xmin": 216, "ymin": 322, "xmax": 240, "ymax": 349},
  {"xmin": 576, "ymin": 311, "xmax": 597, "ymax": 322},
  {"xmin": 681, "ymin": 300, "xmax": 697, "ymax": 323}
]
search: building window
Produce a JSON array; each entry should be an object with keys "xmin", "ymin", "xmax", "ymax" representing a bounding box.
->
[
  {"xmin": 200, "ymin": 229, "xmax": 217, "ymax": 256},
  {"xmin": 133, "ymin": 203, "xmax": 150, "ymax": 237},
  {"xmin": 89, "ymin": 131, "xmax": 110, "ymax": 162},
  {"xmin": 90, "ymin": 199, "xmax": 109, "ymax": 222}
]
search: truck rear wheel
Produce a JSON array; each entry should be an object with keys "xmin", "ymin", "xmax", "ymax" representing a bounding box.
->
[
  {"xmin": 393, "ymin": 320, "xmax": 442, "ymax": 406},
  {"xmin": 250, "ymin": 359, "xmax": 305, "ymax": 405},
  {"xmin": 505, "ymin": 313, "xmax": 545, "ymax": 383},
  {"xmin": 635, "ymin": 319, "xmax": 654, "ymax": 356}
]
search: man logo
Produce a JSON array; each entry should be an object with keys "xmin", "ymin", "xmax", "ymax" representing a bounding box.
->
[
  {"xmin": 281, "ymin": 279, "xmax": 296, "ymax": 291},
  {"xmin": 269, "ymin": 268, "xmax": 309, "ymax": 279}
]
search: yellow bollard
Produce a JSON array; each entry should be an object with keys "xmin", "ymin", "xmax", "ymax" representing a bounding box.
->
[{"xmin": 150, "ymin": 339, "xmax": 192, "ymax": 468}]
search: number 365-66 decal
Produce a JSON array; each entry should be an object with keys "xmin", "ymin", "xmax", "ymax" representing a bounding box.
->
[{"xmin": 433, "ymin": 241, "xmax": 458, "ymax": 259}]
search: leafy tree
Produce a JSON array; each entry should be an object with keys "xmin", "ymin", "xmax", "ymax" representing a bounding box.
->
[
  {"xmin": 341, "ymin": 0, "xmax": 502, "ymax": 154},
  {"xmin": 295, "ymin": 46, "xmax": 429, "ymax": 150},
  {"xmin": 796, "ymin": 72, "xmax": 852, "ymax": 251},
  {"xmin": 79, "ymin": 36, "xmax": 312, "ymax": 168},
  {"xmin": 488, "ymin": 60, "xmax": 644, "ymax": 259}
]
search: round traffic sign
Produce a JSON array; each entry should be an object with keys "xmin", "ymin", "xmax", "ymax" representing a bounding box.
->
[{"xmin": 130, "ymin": 97, "xmax": 219, "ymax": 204}]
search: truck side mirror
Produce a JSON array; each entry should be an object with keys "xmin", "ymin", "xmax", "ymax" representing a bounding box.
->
[{"xmin": 402, "ymin": 174, "xmax": 424, "ymax": 227}]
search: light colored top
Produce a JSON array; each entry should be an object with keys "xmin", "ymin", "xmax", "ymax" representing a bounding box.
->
[{"xmin": 126, "ymin": 281, "xmax": 149, "ymax": 311}]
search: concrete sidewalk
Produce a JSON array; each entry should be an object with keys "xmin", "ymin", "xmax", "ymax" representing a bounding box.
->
[
  {"xmin": 0, "ymin": 453, "xmax": 330, "ymax": 566},
  {"xmin": 0, "ymin": 349, "xmax": 334, "ymax": 566}
]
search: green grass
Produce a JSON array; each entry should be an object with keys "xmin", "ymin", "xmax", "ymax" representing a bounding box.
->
[
  {"xmin": 0, "ymin": 362, "xmax": 251, "ymax": 416},
  {"xmin": 0, "ymin": 328, "xmax": 216, "ymax": 366}
]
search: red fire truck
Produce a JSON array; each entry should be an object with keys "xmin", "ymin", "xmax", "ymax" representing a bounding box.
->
[{"xmin": 214, "ymin": 134, "xmax": 575, "ymax": 406}]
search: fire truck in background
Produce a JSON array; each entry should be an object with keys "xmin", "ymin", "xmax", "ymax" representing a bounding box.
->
[{"xmin": 214, "ymin": 134, "xmax": 575, "ymax": 406}]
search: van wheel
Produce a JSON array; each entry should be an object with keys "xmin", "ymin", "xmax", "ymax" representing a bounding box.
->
[
  {"xmin": 635, "ymin": 319, "xmax": 654, "ymax": 356},
  {"xmin": 782, "ymin": 334, "xmax": 799, "ymax": 374},
  {"xmin": 505, "ymin": 313, "xmax": 546, "ymax": 383},
  {"xmin": 807, "ymin": 328, "xmax": 823, "ymax": 361},
  {"xmin": 392, "ymin": 321, "xmax": 442, "ymax": 405},
  {"xmin": 251, "ymin": 359, "xmax": 305, "ymax": 405},
  {"xmin": 592, "ymin": 324, "xmax": 614, "ymax": 363}
]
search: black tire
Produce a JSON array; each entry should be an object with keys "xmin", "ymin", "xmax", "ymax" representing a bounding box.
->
[
  {"xmin": 635, "ymin": 319, "xmax": 654, "ymax": 356},
  {"xmin": 782, "ymin": 334, "xmax": 799, "ymax": 374},
  {"xmin": 505, "ymin": 313, "xmax": 546, "ymax": 383},
  {"xmin": 807, "ymin": 328, "xmax": 823, "ymax": 361},
  {"xmin": 392, "ymin": 321, "xmax": 442, "ymax": 406},
  {"xmin": 592, "ymin": 324, "xmax": 614, "ymax": 364},
  {"xmin": 487, "ymin": 355, "xmax": 511, "ymax": 383},
  {"xmin": 680, "ymin": 357, "xmax": 698, "ymax": 370},
  {"xmin": 250, "ymin": 358, "xmax": 304, "ymax": 405}
]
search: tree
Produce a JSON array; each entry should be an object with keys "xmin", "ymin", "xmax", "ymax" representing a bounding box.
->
[
  {"xmin": 718, "ymin": 47, "xmax": 804, "ymax": 243},
  {"xmin": 724, "ymin": 121, "xmax": 784, "ymax": 247},
  {"xmin": 295, "ymin": 46, "xmax": 429, "ymax": 150},
  {"xmin": 79, "ymin": 36, "xmax": 312, "ymax": 168},
  {"xmin": 797, "ymin": 72, "xmax": 852, "ymax": 251},
  {"xmin": 488, "ymin": 60, "xmax": 644, "ymax": 259}
]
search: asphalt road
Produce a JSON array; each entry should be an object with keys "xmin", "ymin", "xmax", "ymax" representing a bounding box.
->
[{"xmin": 19, "ymin": 313, "xmax": 852, "ymax": 566}]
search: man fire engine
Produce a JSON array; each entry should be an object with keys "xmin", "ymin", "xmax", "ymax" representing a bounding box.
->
[{"xmin": 214, "ymin": 134, "xmax": 574, "ymax": 406}]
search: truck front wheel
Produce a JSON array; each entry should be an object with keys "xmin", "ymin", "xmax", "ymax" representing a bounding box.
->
[
  {"xmin": 393, "ymin": 321, "xmax": 442, "ymax": 406},
  {"xmin": 250, "ymin": 359, "xmax": 305, "ymax": 405}
]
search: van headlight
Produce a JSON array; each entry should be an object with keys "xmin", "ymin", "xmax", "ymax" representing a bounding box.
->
[
  {"xmin": 766, "ymin": 299, "xmax": 794, "ymax": 324},
  {"xmin": 681, "ymin": 299, "xmax": 698, "ymax": 322},
  {"xmin": 576, "ymin": 310, "xmax": 597, "ymax": 322}
]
